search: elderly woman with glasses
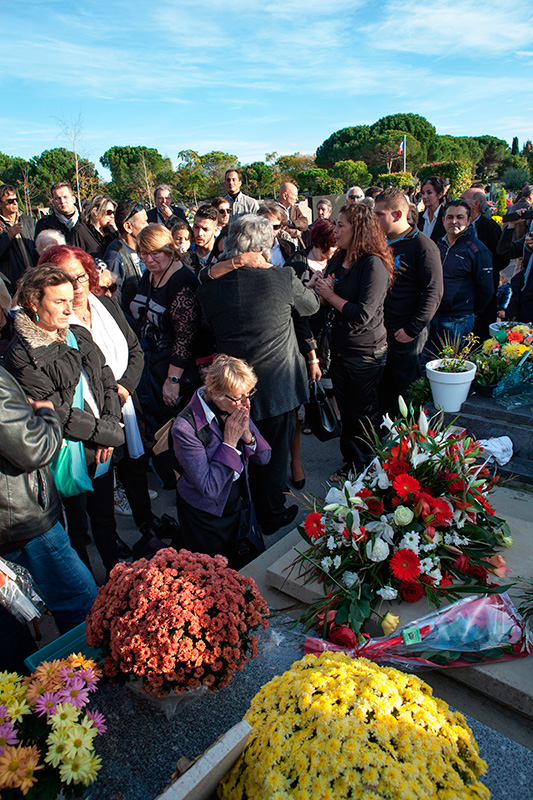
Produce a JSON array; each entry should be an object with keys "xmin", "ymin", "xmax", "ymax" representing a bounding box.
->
[
  {"xmin": 172, "ymin": 354, "xmax": 271, "ymax": 566},
  {"xmin": 68, "ymin": 194, "xmax": 118, "ymax": 259}
]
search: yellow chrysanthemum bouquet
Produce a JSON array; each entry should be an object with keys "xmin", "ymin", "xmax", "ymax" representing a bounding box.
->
[
  {"xmin": 474, "ymin": 323, "xmax": 533, "ymax": 391},
  {"xmin": 0, "ymin": 655, "xmax": 105, "ymax": 798},
  {"xmin": 219, "ymin": 653, "xmax": 489, "ymax": 800}
]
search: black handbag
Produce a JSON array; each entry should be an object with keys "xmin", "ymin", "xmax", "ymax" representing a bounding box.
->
[
  {"xmin": 236, "ymin": 498, "xmax": 266, "ymax": 568},
  {"xmin": 315, "ymin": 312, "xmax": 333, "ymax": 375},
  {"xmin": 305, "ymin": 379, "xmax": 341, "ymax": 442}
]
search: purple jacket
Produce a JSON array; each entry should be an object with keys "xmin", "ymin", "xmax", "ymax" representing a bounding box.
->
[{"xmin": 172, "ymin": 390, "xmax": 271, "ymax": 516}]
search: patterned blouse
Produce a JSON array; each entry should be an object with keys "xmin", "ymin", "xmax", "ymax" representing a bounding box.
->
[{"xmin": 130, "ymin": 264, "xmax": 201, "ymax": 368}]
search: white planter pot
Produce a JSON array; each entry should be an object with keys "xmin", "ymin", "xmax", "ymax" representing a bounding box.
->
[
  {"xmin": 488, "ymin": 322, "xmax": 506, "ymax": 338},
  {"xmin": 426, "ymin": 359, "xmax": 477, "ymax": 413}
]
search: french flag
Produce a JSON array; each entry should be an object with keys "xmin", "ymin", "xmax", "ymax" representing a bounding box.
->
[{"xmin": 397, "ymin": 136, "xmax": 406, "ymax": 155}]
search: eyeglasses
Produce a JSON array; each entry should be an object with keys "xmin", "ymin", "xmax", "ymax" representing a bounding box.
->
[
  {"xmin": 272, "ymin": 224, "xmax": 281, "ymax": 230},
  {"xmin": 348, "ymin": 194, "xmax": 363, "ymax": 200},
  {"xmin": 219, "ymin": 208, "xmax": 231, "ymax": 215},
  {"xmin": 124, "ymin": 202, "xmax": 144, "ymax": 222},
  {"xmin": 72, "ymin": 273, "xmax": 90, "ymax": 285},
  {"xmin": 3, "ymin": 198, "xmax": 18, "ymax": 204},
  {"xmin": 104, "ymin": 209, "xmax": 115, "ymax": 216},
  {"xmin": 224, "ymin": 388, "xmax": 257, "ymax": 403}
]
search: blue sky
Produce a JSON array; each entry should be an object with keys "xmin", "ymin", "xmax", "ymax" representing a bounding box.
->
[{"xmin": 2, "ymin": 0, "xmax": 533, "ymax": 179}]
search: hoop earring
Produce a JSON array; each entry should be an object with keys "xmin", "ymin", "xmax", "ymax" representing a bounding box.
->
[{"xmin": 35, "ymin": 314, "xmax": 40, "ymax": 322}]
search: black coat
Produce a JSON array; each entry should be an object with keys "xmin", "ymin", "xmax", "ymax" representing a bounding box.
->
[
  {"xmin": 473, "ymin": 214, "xmax": 510, "ymax": 287},
  {"xmin": 4, "ymin": 314, "xmax": 124, "ymax": 465},
  {"xmin": 146, "ymin": 205, "xmax": 187, "ymax": 227},
  {"xmin": 417, "ymin": 205, "xmax": 446, "ymax": 243},
  {"xmin": 68, "ymin": 222, "xmax": 118, "ymax": 260},
  {"xmin": 198, "ymin": 266, "xmax": 319, "ymax": 420}
]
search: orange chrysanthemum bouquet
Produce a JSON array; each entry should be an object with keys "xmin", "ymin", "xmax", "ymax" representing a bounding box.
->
[
  {"xmin": 293, "ymin": 398, "xmax": 513, "ymax": 637},
  {"xmin": 86, "ymin": 548, "xmax": 269, "ymax": 697}
]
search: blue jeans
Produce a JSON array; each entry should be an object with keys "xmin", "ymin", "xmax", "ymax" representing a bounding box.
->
[
  {"xmin": 5, "ymin": 522, "xmax": 98, "ymax": 635},
  {"xmin": 425, "ymin": 314, "xmax": 475, "ymax": 361}
]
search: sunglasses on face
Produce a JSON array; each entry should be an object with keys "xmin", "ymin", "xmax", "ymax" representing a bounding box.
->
[{"xmin": 3, "ymin": 198, "xmax": 18, "ymax": 204}]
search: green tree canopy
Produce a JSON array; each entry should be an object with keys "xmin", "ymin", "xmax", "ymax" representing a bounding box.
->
[
  {"xmin": 316, "ymin": 125, "xmax": 372, "ymax": 168},
  {"xmin": 31, "ymin": 147, "xmax": 98, "ymax": 206},
  {"xmin": 501, "ymin": 167, "xmax": 529, "ymax": 192},
  {"xmin": 351, "ymin": 130, "xmax": 423, "ymax": 174},
  {"xmin": 472, "ymin": 136, "xmax": 510, "ymax": 178},
  {"xmin": 100, "ymin": 145, "xmax": 172, "ymax": 202},
  {"xmin": 241, "ymin": 161, "xmax": 275, "ymax": 198},
  {"xmin": 330, "ymin": 160, "xmax": 372, "ymax": 190},
  {"xmin": 296, "ymin": 168, "xmax": 343, "ymax": 195},
  {"xmin": 199, "ymin": 151, "xmax": 239, "ymax": 197},
  {"xmin": 274, "ymin": 153, "xmax": 316, "ymax": 187},
  {"xmin": 370, "ymin": 113, "xmax": 437, "ymax": 157},
  {"xmin": 432, "ymin": 135, "xmax": 483, "ymax": 168}
]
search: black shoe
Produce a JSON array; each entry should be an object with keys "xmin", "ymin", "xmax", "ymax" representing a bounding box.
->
[
  {"xmin": 116, "ymin": 537, "xmax": 132, "ymax": 560},
  {"xmin": 262, "ymin": 504, "xmax": 298, "ymax": 535},
  {"xmin": 291, "ymin": 477, "xmax": 306, "ymax": 490}
]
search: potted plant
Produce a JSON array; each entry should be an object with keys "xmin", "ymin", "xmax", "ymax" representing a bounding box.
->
[
  {"xmin": 425, "ymin": 334, "xmax": 478, "ymax": 412},
  {"xmin": 471, "ymin": 351, "xmax": 513, "ymax": 396}
]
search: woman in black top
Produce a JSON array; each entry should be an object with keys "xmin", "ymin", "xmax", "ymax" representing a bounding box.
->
[
  {"xmin": 315, "ymin": 204, "xmax": 394, "ymax": 480},
  {"xmin": 417, "ymin": 177, "xmax": 446, "ymax": 243},
  {"xmin": 130, "ymin": 224, "xmax": 201, "ymax": 437},
  {"xmin": 68, "ymin": 194, "xmax": 118, "ymax": 260}
]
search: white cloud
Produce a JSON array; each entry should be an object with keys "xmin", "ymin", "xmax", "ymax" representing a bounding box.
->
[{"xmin": 367, "ymin": 0, "xmax": 533, "ymax": 54}]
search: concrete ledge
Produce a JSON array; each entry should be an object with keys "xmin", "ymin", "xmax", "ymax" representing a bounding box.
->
[{"xmin": 243, "ymin": 486, "xmax": 533, "ymax": 725}]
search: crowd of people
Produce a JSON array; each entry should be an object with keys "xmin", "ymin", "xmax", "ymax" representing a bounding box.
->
[{"xmin": 1, "ymin": 167, "xmax": 532, "ymax": 671}]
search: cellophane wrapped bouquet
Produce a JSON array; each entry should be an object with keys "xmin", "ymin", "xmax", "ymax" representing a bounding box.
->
[
  {"xmin": 293, "ymin": 399, "xmax": 513, "ymax": 636},
  {"xmin": 0, "ymin": 655, "xmax": 105, "ymax": 798},
  {"xmin": 86, "ymin": 548, "xmax": 269, "ymax": 697}
]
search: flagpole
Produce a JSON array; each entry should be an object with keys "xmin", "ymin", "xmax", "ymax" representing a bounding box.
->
[{"xmin": 403, "ymin": 136, "xmax": 406, "ymax": 173}]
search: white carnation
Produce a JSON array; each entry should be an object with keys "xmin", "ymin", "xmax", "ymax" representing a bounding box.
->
[
  {"xmin": 376, "ymin": 585, "xmax": 398, "ymax": 600},
  {"xmin": 366, "ymin": 538, "xmax": 390, "ymax": 562},
  {"xmin": 333, "ymin": 555, "xmax": 342, "ymax": 569},
  {"xmin": 342, "ymin": 571, "xmax": 359, "ymax": 588},
  {"xmin": 321, "ymin": 557, "xmax": 332, "ymax": 572},
  {"xmin": 326, "ymin": 535, "xmax": 337, "ymax": 551},
  {"xmin": 419, "ymin": 557, "xmax": 434, "ymax": 575}
]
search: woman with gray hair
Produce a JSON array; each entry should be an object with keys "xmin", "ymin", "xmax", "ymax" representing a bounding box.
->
[
  {"xmin": 68, "ymin": 194, "xmax": 118, "ymax": 259},
  {"xmin": 198, "ymin": 213, "xmax": 320, "ymax": 535}
]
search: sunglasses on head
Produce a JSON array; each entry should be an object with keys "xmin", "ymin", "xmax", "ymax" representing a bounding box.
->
[{"xmin": 124, "ymin": 202, "xmax": 144, "ymax": 222}]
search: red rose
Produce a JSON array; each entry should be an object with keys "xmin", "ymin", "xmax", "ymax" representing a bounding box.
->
[
  {"xmin": 366, "ymin": 498, "xmax": 384, "ymax": 516},
  {"xmin": 329, "ymin": 625, "xmax": 356, "ymax": 648},
  {"xmin": 385, "ymin": 460, "xmax": 410, "ymax": 477},
  {"xmin": 399, "ymin": 581, "xmax": 424, "ymax": 602},
  {"xmin": 451, "ymin": 555, "xmax": 470, "ymax": 572},
  {"xmin": 467, "ymin": 565, "xmax": 488, "ymax": 583}
]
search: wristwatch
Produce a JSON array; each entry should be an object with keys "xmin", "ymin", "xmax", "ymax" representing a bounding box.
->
[{"xmin": 168, "ymin": 375, "xmax": 180, "ymax": 385}]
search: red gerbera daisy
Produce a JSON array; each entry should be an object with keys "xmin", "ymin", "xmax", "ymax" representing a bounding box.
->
[
  {"xmin": 431, "ymin": 497, "xmax": 453, "ymax": 526},
  {"xmin": 392, "ymin": 474, "xmax": 421, "ymax": 501},
  {"xmin": 304, "ymin": 512, "xmax": 324, "ymax": 540},
  {"xmin": 390, "ymin": 548, "xmax": 421, "ymax": 581},
  {"xmin": 357, "ymin": 488, "xmax": 373, "ymax": 499},
  {"xmin": 507, "ymin": 330, "xmax": 523, "ymax": 343}
]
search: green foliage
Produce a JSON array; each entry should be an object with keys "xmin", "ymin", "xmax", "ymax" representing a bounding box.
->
[
  {"xmin": 296, "ymin": 168, "xmax": 343, "ymax": 195},
  {"xmin": 352, "ymin": 131, "xmax": 423, "ymax": 174},
  {"xmin": 376, "ymin": 172, "xmax": 415, "ymax": 188},
  {"xmin": 0, "ymin": 152, "xmax": 30, "ymax": 187},
  {"xmin": 241, "ymin": 161, "xmax": 275, "ymax": 198},
  {"xmin": 370, "ymin": 113, "xmax": 436, "ymax": 158},
  {"xmin": 274, "ymin": 153, "xmax": 315, "ymax": 186},
  {"xmin": 496, "ymin": 187, "xmax": 507, "ymax": 216},
  {"xmin": 418, "ymin": 160, "xmax": 472, "ymax": 196},
  {"xmin": 330, "ymin": 160, "xmax": 372, "ymax": 190},
  {"xmin": 199, "ymin": 151, "xmax": 239, "ymax": 197},
  {"xmin": 528, "ymin": 152, "xmax": 533, "ymax": 183},
  {"xmin": 472, "ymin": 135, "xmax": 510, "ymax": 178},
  {"xmin": 316, "ymin": 125, "xmax": 372, "ymax": 168},
  {"xmin": 511, "ymin": 136, "xmax": 519, "ymax": 155},
  {"xmin": 501, "ymin": 166, "xmax": 529, "ymax": 192},
  {"xmin": 521, "ymin": 140, "xmax": 532, "ymax": 158},
  {"xmin": 100, "ymin": 145, "xmax": 172, "ymax": 202},
  {"xmin": 432, "ymin": 135, "xmax": 483, "ymax": 167},
  {"xmin": 31, "ymin": 147, "xmax": 98, "ymax": 205}
]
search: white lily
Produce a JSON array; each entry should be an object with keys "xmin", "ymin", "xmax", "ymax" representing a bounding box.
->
[
  {"xmin": 418, "ymin": 408, "xmax": 428, "ymax": 435},
  {"xmin": 365, "ymin": 518, "xmax": 395, "ymax": 544},
  {"xmin": 381, "ymin": 413, "xmax": 395, "ymax": 431}
]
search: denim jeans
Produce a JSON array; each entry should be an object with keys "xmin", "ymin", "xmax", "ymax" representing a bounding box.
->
[
  {"xmin": 5, "ymin": 522, "xmax": 98, "ymax": 635},
  {"xmin": 425, "ymin": 314, "xmax": 475, "ymax": 362}
]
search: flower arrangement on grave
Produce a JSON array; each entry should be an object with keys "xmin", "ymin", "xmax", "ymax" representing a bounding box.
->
[
  {"xmin": 472, "ymin": 324, "xmax": 533, "ymax": 394},
  {"xmin": 292, "ymin": 399, "xmax": 512, "ymax": 636},
  {"xmin": 218, "ymin": 652, "xmax": 489, "ymax": 799},
  {"xmin": 480, "ymin": 323, "xmax": 533, "ymax": 365},
  {"xmin": 305, "ymin": 593, "xmax": 532, "ymax": 670},
  {"xmin": 85, "ymin": 548, "xmax": 269, "ymax": 697},
  {"xmin": 0, "ymin": 654, "xmax": 105, "ymax": 798}
]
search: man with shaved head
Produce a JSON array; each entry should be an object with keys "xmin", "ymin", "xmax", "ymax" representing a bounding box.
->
[
  {"xmin": 461, "ymin": 187, "xmax": 509, "ymax": 339},
  {"xmin": 276, "ymin": 182, "xmax": 308, "ymax": 247}
]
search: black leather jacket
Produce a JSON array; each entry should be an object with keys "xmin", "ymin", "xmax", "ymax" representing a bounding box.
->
[{"xmin": 0, "ymin": 366, "xmax": 63, "ymax": 555}]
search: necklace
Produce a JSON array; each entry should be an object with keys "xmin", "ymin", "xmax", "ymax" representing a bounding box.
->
[
  {"xmin": 152, "ymin": 258, "xmax": 175, "ymax": 290},
  {"xmin": 77, "ymin": 299, "xmax": 91, "ymax": 325}
]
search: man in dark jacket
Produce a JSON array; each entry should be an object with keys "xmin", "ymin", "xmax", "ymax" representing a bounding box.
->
[
  {"xmin": 146, "ymin": 184, "xmax": 187, "ymax": 227},
  {"xmin": 461, "ymin": 188, "xmax": 510, "ymax": 339},
  {"xmin": 374, "ymin": 188, "xmax": 443, "ymax": 414},
  {"xmin": 198, "ymin": 214, "xmax": 319, "ymax": 534},
  {"xmin": 0, "ymin": 185, "xmax": 35, "ymax": 294},
  {"xmin": 0, "ymin": 366, "xmax": 97, "ymax": 668},
  {"xmin": 34, "ymin": 181, "xmax": 79, "ymax": 240},
  {"xmin": 103, "ymin": 199, "xmax": 148, "ymax": 314},
  {"xmin": 427, "ymin": 200, "xmax": 493, "ymax": 357}
]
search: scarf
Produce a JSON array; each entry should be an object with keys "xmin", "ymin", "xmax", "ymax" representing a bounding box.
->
[{"xmin": 54, "ymin": 207, "xmax": 79, "ymax": 230}]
